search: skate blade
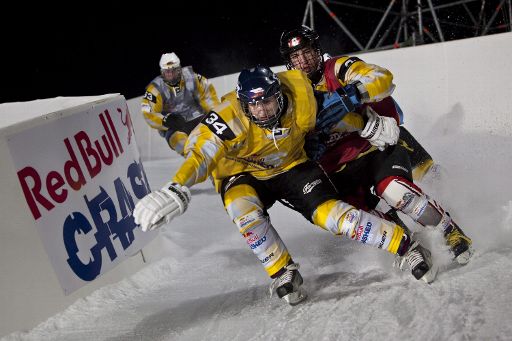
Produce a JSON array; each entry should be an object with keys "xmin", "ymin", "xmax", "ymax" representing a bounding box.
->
[
  {"xmin": 420, "ymin": 264, "xmax": 439, "ymax": 284},
  {"xmin": 455, "ymin": 246, "xmax": 474, "ymax": 265},
  {"xmin": 283, "ymin": 288, "xmax": 307, "ymax": 306}
]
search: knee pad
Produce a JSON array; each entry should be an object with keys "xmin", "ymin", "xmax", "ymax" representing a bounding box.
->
[
  {"xmin": 313, "ymin": 200, "xmax": 365, "ymax": 240},
  {"xmin": 377, "ymin": 176, "xmax": 444, "ymax": 226},
  {"xmin": 223, "ymin": 184, "xmax": 263, "ymax": 222},
  {"xmin": 312, "ymin": 199, "xmax": 358, "ymax": 235},
  {"xmin": 166, "ymin": 130, "xmax": 187, "ymax": 155}
]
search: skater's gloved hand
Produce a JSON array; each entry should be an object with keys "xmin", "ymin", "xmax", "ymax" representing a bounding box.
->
[
  {"xmin": 162, "ymin": 113, "xmax": 187, "ymax": 129},
  {"xmin": 359, "ymin": 106, "xmax": 400, "ymax": 151},
  {"xmin": 133, "ymin": 182, "xmax": 191, "ymax": 232},
  {"xmin": 304, "ymin": 132, "xmax": 327, "ymax": 161},
  {"xmin": 315, "ymin": 83, "xmax": 362, "ymax": 133}
]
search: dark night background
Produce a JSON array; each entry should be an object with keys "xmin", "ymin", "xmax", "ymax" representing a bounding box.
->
[{"xmin": 1, "ymin": 0, "xmax": 508, "ymax": 103}]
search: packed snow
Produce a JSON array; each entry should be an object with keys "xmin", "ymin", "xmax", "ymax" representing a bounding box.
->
[{"xmin": 4, "ymin": 97, "xmax": 512, "ymax": 341}]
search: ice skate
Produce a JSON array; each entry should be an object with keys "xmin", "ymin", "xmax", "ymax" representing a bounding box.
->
[
  {"xmin": 396, "ymin": 240, "xmax": 438, "ymax": 284},
  {"xmin": 269, "ymin": 263, "xmax": 307, "ymax": 305},
  {"xmin": 445, "ymin": 223, "xmax": 473, "ymax": 265}
]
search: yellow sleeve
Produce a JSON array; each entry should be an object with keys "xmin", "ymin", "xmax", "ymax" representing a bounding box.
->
[
  {"xmin": 171, "ymin": 124, "xmax": 225, "ymax": 187},
  {"xmin": 335, "ymin": 56, "xmax": 395, "ymax": 103},
  {"xmin": 167, "ymin": 131, "xmax": 189, "ymax": 156},
  {"xmin": 278, "ymin": 70, "xmax": 317, "ymax": 133},
  {"xmin": 195, "ymin": 73, "xmax": 221, "ymax": 113},
  {"xmin": 141, "ymin": 83, "xmax": 166, "ymax": 131},
  {"xmin": 171, "ymin": 95, "xmax": 245, "ymax": 187}
]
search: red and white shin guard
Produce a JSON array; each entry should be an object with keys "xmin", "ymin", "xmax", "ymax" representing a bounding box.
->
[{"xmin": 375, "ymin": 176, "xmax": 451, "ymax": 232}]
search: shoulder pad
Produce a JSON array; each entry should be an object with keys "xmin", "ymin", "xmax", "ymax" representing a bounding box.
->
[
  {"xmin": 201, "ymin": 111, "xmax": 236, "ymax": 141},
  {"xmin": 337, "ymin": 56, "xmax": 363, "ymax": 81},
  {"xmin": 143, "ymin": 90, "xmax": 157, "ymax": 103}
]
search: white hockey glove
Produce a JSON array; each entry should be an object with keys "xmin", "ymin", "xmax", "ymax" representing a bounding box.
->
[
  {"xmin": 133, "ymin": 182, "xmax": 191, "ymax": 232},
  {"xmin": 359, "ymin": 106, "xmax": 400, "ymax": 151}
]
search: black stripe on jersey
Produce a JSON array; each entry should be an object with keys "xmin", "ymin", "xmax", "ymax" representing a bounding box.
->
[
  {"xmin": 144, "ymin": 91, "xmax": 157, "ymax": 103},
  {"xmin": 338, "ymin": 57, "xmax": 362, "ymax": 82},
  {"xmin": 202, "ymin": 111, "xmax": 236, "ymax": 141}
]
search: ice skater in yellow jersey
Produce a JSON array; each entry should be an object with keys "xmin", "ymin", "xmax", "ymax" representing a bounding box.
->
[
  {"xmin": 141, "ymin": 52, "xmax": 220, "ymax": 156},
  {"xmin": 133, "ymin": 66, "xmax": 436, "ymax": 306},
  {"xmin": 280, "ymin": 26, "xmax": 473, "ymax": 265}
]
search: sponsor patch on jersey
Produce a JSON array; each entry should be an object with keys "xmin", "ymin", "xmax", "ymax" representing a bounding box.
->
[
  {"xmin": 144, "ymin": 91, "xmax": 157, "ymax": 103},
  {"xmin": 392, "ymin": 165, "xmax": 409, "ymax": 173},
  {"xmin": 265, "ymin": 127, "xmax": 290, "ymax": 140},
  {"xmin": 224, "ymin": 174, "xmax": 244, "ymax": 192},
  {"xmin": 202, "ymin": 111, "xmax": 236, "ymax": 141},
  {"xmin": 303, "ymin": 179, "xmax": 322, "ymax": 194}
]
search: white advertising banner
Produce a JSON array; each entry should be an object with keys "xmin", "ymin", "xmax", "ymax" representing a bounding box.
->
[{"xmin": 6, "ymin": 96, "xmax": 157, "ymax": 295}]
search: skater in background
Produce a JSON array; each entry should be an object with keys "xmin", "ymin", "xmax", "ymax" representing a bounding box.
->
[{"xmin": 141, "ymin": 52, "xmax": 219, "ymax": 156}]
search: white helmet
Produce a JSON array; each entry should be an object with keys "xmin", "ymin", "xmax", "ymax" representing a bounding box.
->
[{"xmin": 159, "ymin": 52, "xmax": 180, "ymax": 70}]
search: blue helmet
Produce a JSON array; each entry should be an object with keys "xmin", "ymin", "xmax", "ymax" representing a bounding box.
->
[{"xmin": 236, "ymin": 65, "xmax": 285, "ymax": 128}]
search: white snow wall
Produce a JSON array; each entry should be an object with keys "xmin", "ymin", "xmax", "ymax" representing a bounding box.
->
[
  {"xmin": 0, "ymin": 31, "xmax": 510, "ymax": 338},
  {"xmin": 0, "ymin": 95, "xmax": 148, "ymax": 337},
  {"xmin": 129, "ymin": 32, "xmax": 512, "ymax": 161}
]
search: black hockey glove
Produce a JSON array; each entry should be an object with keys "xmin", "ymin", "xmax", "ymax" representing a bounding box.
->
[{"xmin": 304, "ymin": 132, "xmax": 327, "ymax": 161}]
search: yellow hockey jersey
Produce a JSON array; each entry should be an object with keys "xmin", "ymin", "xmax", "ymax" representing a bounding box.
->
[
  {"xmin": 172, "ymin": 70, "xmax": 317, "ymax": 188},
  {"xmin": 141, "ymin": 66, "xmax": 220, "ymax": 154}
]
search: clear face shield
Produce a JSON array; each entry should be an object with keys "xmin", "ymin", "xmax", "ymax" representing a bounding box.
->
[
  {"xmin": 288, "ymin": 46, "xmax": 322, "ymax": 77},
  {"xmin": 161, "ymin": 66, "xmax": 182, "ymax": 85},
  {"xmin": 243, "ymin": 93, "xmax": 283, "ymax": 128}
]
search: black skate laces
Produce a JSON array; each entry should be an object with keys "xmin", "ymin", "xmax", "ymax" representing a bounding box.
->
[
  {"xmin": 269, "ymin": 263, "xmax": 301, "ymax": 297},
  {"xmin": 395, "ymin": 241, "xmax": 425, "ymax": 270}
]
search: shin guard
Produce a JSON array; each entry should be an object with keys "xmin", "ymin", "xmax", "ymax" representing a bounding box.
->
[
  {"xmin": 224, "ymin": 184, "xmax": 291, "ymax": 277},
  {"xmin": 376, "ymin": 176, "xmax": 447, "ymax": 229}
]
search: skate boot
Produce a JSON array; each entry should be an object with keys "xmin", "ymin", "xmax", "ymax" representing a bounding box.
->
[
  {"xmin": 269, "ymin": 263, "xmax": 307, "ymax": 305},
  {"xmin": 396, "ymin": 240, "xmax": 438, "ymax": 284},
  {"xmin": 445, "ymin": 223, "xmax": 473, "ymax": 265}
]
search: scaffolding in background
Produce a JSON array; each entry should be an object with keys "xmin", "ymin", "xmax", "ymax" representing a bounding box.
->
[{"xmin": 303, "ymin": 0, "xmax": 512, "ymax": 52}]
